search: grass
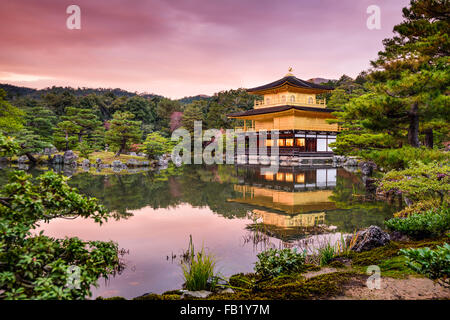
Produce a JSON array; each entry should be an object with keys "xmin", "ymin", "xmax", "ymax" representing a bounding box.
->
[
  {"xmin": 10, "ymin": 151, "xmax": 148, "ymax": 165},
  {"xmin": 61, "ymin": 151, "xmax": 147, "ymax": 165},
  {"xmin": 181, "ymin": 235, "xmax": 219, "ymax": 291}
]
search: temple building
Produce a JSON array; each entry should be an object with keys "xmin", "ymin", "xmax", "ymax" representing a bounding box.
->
[{"xmin": 227, "ymin": 70, "xmax": 339, "ymax": 159}]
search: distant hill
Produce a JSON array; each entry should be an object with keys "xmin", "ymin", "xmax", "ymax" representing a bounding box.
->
[
  {"xmin": 0, "ymin": 83, "xmax": 162, "ymax": 100},
  {"xmin": 307, "ymin": 78, "xmax": 336, "ymax": 85},
  {"xmin": 178, "ymin": 94, "xmax": 211, "ymax": 104}
]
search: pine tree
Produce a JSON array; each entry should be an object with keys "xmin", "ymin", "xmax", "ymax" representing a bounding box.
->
[
  {"xmin": 59, "ymin": 106, "xmax": 102, "ymax": 143},
  {"xmin": 368, "ymin": 0, "xmax": 449, "ymax": 147},
  {"xmin": 334, "ymin": 0, "xmax": 449, "ymax": 150},
  {"xmin": 105, "ymin": 112, "xmax": 142, "ymax": 156},
  {"xmin": 181, "ymin": 103, "xmax": 204, "ymax": 134}
]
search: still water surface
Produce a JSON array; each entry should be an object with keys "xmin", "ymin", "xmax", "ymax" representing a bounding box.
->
[{"xmin": 2, "ymin": 164, "xmax": 397, "ymax": 299}]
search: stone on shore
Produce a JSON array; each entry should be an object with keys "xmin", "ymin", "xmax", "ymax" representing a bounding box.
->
[{"xmin": 347, "ymin": 225, "xmax": 390, "ymax": 252}]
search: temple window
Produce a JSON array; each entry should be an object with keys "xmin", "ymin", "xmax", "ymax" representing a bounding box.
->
[
  {"xmin": 308, "ymin": 97, "xmax": 314, "ymax": 104},
  {"xmin": 265, "ymin": 139, "xmax": 273, "ymax": 147},
  {"xmin": 285, "ymin": 173, "xmax": 293, "ymax": 182},
  {"xmin": 266, "ymin": 98, "xmax": 271, "ymax": 104},
  {"xmin": 277, "ymin": 139, "xmax": 285, "ymax": 147},
  {"xmin": 290, "ymin": 95, "xmax": 295, "ymax": 102},
  {"xmin": 281, "ymin": 95, "xmax": 286, "ymax": 103},
  {"xmin": 264, "ymin": 173, "xmax": 274, "ymax": 181},
  {"xmin": 296, "ymin": 138, "xmax": 305, "ymax": 147},
  {"xmin": 276, "ymin": 173, "xmax": 284, "ymax": 181},
  {"xmin": 285, "ymin": 139, "xmax": 294, "ymax": 147},
  {"xmin": 296, "ymin": 174, "xmax": 305, "ymax": 184}
]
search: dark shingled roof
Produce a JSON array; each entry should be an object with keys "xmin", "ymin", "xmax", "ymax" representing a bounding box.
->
[
  {"xmin": 247, "ymin": 75, "xmax": 333, "ymax": 93},
  {"xmin": 227, "ymin": 105, "xmax": 335, "ymax": 118}
]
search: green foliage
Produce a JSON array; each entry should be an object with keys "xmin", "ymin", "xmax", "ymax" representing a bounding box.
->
[
  {"xmin": 0, "ymin": 134, "xmax": 19, "ymax": 156},
  {"xmin": 0, "ymin": 89, "xmax": 24, "ymax": 134},
  {"xmin": 143, "ymin": 132, "xmax": 171, "ymax": 160},
  {"xmin": 181, "ymin": 236, "xmax": 219, "ymax": 291},
  {"xmin": 318, "ymin": 243, "xmax": 338, "ymax": 266},
  {"xmin": 0, "ymin": 170, "xmax": 121, "ymax": 299},
  {"xmin": 77, "ymin": 140, "xmax": 93, "ymax": 159},
  {"xmin": 329, "ymin": 132, "xmax": 397, "ymax": 156},
  {"xmin": 327, "ymin": 74, "xmax": 368, "ymax": 111},
  {"xmin": 331, "ymin": 0, "xmax": 450, "ymax": 152},
  {"xmin": 400, "ymin": 243, "xmax": 450, "ymax": 288},
  {"xmin": 105, "ymin": 111, "xmax": 142, "ymax": 156},
  {"xmin": 182, "ymin": 103, "xmax": 204, "ymax": 134},
  {"xmin": 363, "ymin": 146, "xmax": 449, "ymax": 170},
  {"xmin": 378, "ymin": 161, "xmax": 449, "ymax": 203},
  {"xmin": 385, "ymin": 207, "xmax": 450, "ymax": 239},
  {"xmin": 254, "ymin": 248, "xmax": 306, "ymax": 278},
  {"xmin": 59, "ymin": 106, "xmax": 102, "ymax": 144}
]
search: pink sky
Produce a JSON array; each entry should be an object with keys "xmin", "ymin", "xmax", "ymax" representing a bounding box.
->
[{"xmin": 0, "ymin": 0, "xmax": 410, "ymax": 98}]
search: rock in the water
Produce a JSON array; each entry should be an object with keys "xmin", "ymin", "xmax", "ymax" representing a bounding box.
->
[
  {"xmin": 344, "ymin": 158, "xmax": 358, "ymax": 167},
  {"xmin": 348, "ymin": 225, "xmax": 390, "ymax": 252},
  {"xmin": 96, "ymin": 158, "xmax": 102, "ymax": 165},
  {"xmin": 127, "ymin": 159, "xmax": 139, "ymax": 167},
  {"xmin": 359, "ymin": 161, "xmax": 377, "ymax": 176},
  {"xmin": 112, "ymin": 160, "xmax": 123, "ymax": 167},
  {"xmin": 52, "ymin": 154, "xmax": 64, "ymax": 164},
  {"xmin": 17, "ymin": 155, "xmax": 29, "ymax": 163},
  {"xmin": 181, "ymin": 290, "xmax": 212, "ymax": 299},
  {"xmin": 63, "ymin": 150, "xmax": 78, "ymax": 164},
  {"xmin": 129, "ymin": 152, "xmax": 137, "ymax": 156},
  {"xmin": 81, "ymin": 159, "xmax": 90, "ymax": 167}
]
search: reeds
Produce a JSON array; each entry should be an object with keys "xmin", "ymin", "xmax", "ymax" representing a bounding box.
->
[{"xmin": 181, "ymin": 235, "xmax": 219, "ymax": 291}]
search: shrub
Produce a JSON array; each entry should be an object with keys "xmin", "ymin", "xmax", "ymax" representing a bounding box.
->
[
  {"xmin": 77, "ymin": 140, "xmax": 93, "ymax": 159},
  {"xmin": 254, "ymin": 248, "xmax": 306, "ymax": 278},
  {"xmin": 378, "ymin": 161, "xmax": 449, "ymax": 205},
  {"xmin": 384, "ymin": 207, "xmax": 450, "ymax": 239},
  {"xmin": 143, "ymin": 132, "xmax": 172, "ymax": 160},
  {"xmin": 394, "ymin": 199, "xmax": 441, "ymax": 218},
  {"xmin": 400, "ymin": 243, "xmax": 450, "ymax": 288},
  {"xmin": 363, "ymin": 147, "xmax": 448, "ymax": 170},
  {"xmin": 318, "ymin": 242, "xmax": 337, "ymax": 266},
  {"xmin": 181, "ymin": 236, "xmax": 219, "ymax": 291}
]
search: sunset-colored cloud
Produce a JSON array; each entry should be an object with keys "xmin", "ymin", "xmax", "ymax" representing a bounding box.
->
[{"xmin": 0, "ymin": 0, "xmax": 410, "ymax": 98}]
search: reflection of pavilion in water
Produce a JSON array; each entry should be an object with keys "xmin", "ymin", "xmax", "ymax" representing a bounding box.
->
[{"xmin": 229, "ymin": 167, "xmax": 342, "ymax": 241}]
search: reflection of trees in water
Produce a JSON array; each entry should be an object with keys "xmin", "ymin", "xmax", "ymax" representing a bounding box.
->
[
  {"xmin": 66, "ymin": 165, "xmax": 250, "ymax": 219},
  {"xmin": 0, "ymin": 164, "xmax": 399, "ymax": 234}
]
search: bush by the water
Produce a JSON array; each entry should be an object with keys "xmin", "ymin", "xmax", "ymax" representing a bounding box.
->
[
  {"xmin": 384, "ymin": 207, "xmax": 450, "ymax": 239},
  {"xmin": 400, "ymin": 243, "xmax": 450, "ymax": 288},
  {"xmin": 363, "ymin": 147, "xmax": 448, "ymax": 170},
  {"xmin": 254, "ymin": 248, "xmax": 306, "ymax": 278}
]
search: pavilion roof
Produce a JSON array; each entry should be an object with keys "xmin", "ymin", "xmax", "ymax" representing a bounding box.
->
[
  {"xmin": 227, "ymin": 104, "xmax": 335, "ymax": 118},
  {"xmin": 247, "ymin": 75, "xmax": 333, "ymax": 94}
]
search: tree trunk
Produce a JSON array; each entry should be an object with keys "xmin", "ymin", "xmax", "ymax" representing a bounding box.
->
[
  {"xmin": 25, "ymin": 152, "xmax": 37, "ymax": 163},
  {"xmin": 65, "ymin": 131, "xmax": 69, "ymax": 151},
  {"xmin": 424, "ymin": 128, "xmax": 433, "ymax": 148},
  {"xmin": 407, "ymin": 103, "xmax": 420, "ymax": 147},
  {"xmin": 115, "ymin": 139, "xmax": 126, "ymax": 157}
]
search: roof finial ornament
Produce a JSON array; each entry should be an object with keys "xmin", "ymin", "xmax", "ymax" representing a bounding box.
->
[{"xmin": 285, "ymin": 67, "xmax": 294, "ymax": 77}]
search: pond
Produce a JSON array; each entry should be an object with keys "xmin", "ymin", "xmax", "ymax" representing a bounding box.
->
[{"xmin": 0, "ymin": 164, "xmax": 399, "ymax": 299}]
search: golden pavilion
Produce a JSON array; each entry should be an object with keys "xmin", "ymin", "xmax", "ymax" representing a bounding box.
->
[{"xmin": 227, "ymin": 69, "xmax": 339, "ymax": 156}]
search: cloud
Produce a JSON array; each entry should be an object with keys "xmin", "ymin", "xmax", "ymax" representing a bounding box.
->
[{"xmin": 0, "ymin": 0, "xmax": 410, "ymax": 98}]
